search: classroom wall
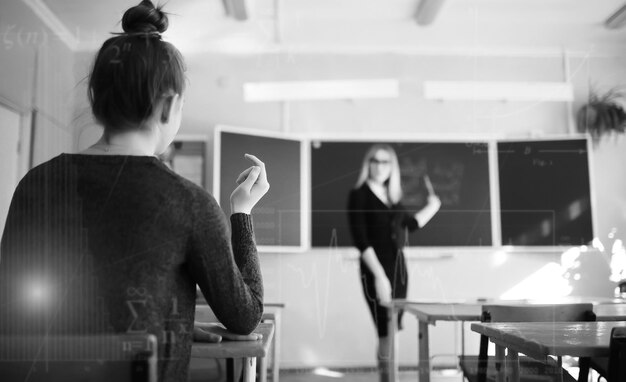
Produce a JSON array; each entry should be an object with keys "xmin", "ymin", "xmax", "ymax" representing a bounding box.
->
[
  {"xmin": 69, "ymin": 49, "xmax": 626, "ymax": 369},
  {"xmin": 0, "ymin": 1, "xmax": 75, "ymax": 167}
]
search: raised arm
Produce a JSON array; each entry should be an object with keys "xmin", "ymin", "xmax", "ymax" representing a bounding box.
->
[
  {"xmin": 414, "ymin": 175, "xmax": 441, "ymax": 228},
  {"xmin": 187, "ymin": 198, "xmax": 263, "ymax": 334},
  {"xmin": 187, "ymin": 154, "xmax": 269, "ymax": 334}
]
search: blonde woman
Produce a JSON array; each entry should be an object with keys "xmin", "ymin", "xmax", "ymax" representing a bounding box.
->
[{"xmin": 347, "ymin": 144, "xmax": 441, "ymax": 381}]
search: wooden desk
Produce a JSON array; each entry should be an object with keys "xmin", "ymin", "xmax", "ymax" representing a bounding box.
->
[
  {"xmin": 386, "ymin": 299, "xmax": 626, "ymax": 382},
  {"xmin": 470, "ymin": 321, "xmax": 626, "ymax": 382},
  {"xmin": 195, "ymin": 302, "xmax": 284, "ymax": 382},
  {"xmin": 594, "ymin": 303, "xmax": 626, "ymax": 320},
  {"xmin": 192, "ymin": 322, "xmax": 274, "ymax": 382},
  {"xmin": 387, "ymin": 301, "xmax": 482, "ymax": 382}
]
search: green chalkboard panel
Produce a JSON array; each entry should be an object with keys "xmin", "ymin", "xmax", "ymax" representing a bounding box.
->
[
  {"xmin": 311, "ymin": 141, "xmax": 492, "ymax": 247},
  {"xmin": 218, "ymin": 130, "xmax": 301, "ymax": 248},
  {"xmin": 498, "ymin": 139, "xmax": 593, "ymax": 246}
]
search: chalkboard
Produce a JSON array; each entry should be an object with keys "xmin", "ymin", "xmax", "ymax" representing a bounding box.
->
[
  {"xmin": 498, "ymin": 139, "xmax": 593, "ymax": 246},
  {"xmin": 217, "ymin": 129, "xmax": 302, "ymax": 250},
  {"xmin": 311, "ymin": 141, "xmax": 492, "ymax": 247}
]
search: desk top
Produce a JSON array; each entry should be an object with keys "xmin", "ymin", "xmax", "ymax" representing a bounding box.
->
[
  {"xmin": 471, "ymin": 321, "xmax": 626, "ymax": 359},
  {"xmin": 191, "ymin": 323, "xmax": 274, "ymax": 359},
  {"xmin": 593, "ymin": 303, "xmax": 626, "ymax": 320},
  {"xmin": 402, "ymin": 303, "xmax": 482, "ymax": 323},
  {"xmin": 392, "ymin": 300, "xmax": 626, "ymax": 324},
  {"xmin": 195, "ymin": 304, "xmax": 284, "ymax": 323},
  {"xmin": 263, "ymin": 303, "xmax": 286, "ymax": 308}
]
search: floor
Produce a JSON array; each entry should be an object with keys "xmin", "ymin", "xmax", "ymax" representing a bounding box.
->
[
  {"xmin": 278, "ymin": 369, "xmax": 465, "ymax": 382},
  {"xmin": 189, "ymin": 360, "xmax": 465, "ymax": 382}
]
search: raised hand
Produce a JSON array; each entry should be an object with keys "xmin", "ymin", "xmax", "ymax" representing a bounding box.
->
[{"xmin": 230, "ymin": 154, "xmax": 270, "ymax": 214}]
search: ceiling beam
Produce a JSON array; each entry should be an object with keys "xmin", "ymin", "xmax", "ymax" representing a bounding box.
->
[
  {"xmin": 415, "ymin": 0, "xmax": 447, "ymax": 26},
  {"xmin": 605, "ymin": 3, "xmax": 626, "ymax": 29}
]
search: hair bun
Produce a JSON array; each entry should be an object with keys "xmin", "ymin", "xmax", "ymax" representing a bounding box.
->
[{"xmin": 122, "ymin": 0, "xmax": 168, "ymax": 34}]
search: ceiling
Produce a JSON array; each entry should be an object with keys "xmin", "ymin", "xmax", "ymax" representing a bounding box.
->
[{"xmin": 36, "ymin": 0, "xmax": 626, "ymax": 54}]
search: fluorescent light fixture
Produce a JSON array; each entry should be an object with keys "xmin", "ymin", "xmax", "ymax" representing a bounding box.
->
[
  {"xmin": 605, "ymin": 4, "xmax": 626, "ymax": 29},
  {"xmin": 415, "ymin": 0, "xmax": 447, "ymax": 26},
  {"xmin": 423, "ymin": 81, "xmax": 574, "ymax": 102},
  {"xmin": 243, "ymin": 79, "xmax": 399, "ymax": 102}
]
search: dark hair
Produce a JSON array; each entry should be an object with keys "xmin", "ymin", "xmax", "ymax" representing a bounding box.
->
[{"xmin": 88, "ymin": 0, "xmax": 186, "ymax": 134}]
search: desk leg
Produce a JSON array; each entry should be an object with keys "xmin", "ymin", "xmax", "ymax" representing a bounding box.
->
[
  {"xmin": 258, "ymin": 356, "xmax": 268, "ymax": 382},
  {"xmin": 388, "ymin": 308, "xmax": 398, "ymax": 382},
  {"xmin": 557, "ymin": 356, "xmax": 563, "ymax": 382},
  {"xmin": 273, "ymin": 312, "xmax": 281, "ymax": 382},
  {"xmin": 509, "ymin": 350, "xmax": 519, "ymax": 382},
  {"xmin": 242, "ymin": 357, "xmax": 256, "ymax": 382},
  {"xmin": 418, "ymin": 321, "xmax": 430, "ymax": 382},
  {"xmin": 227, "ymin": 359, "xmax": 235, "ymax": 382},
  {"xmin": 495, "ymin": 346, "xmax": 505, "ymax": 382},
  {"xmin": 460, "ymin": 321, "xmax": 465, "ymax": 357}
]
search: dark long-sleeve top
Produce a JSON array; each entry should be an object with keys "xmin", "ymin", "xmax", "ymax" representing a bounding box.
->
[
  {"xmin": 0, "ymin": 154, "xmax": 263, "ymax": 381},
  {"xmin": 347, "ymin": 183, "xmax": 419, "ymax": 271}
]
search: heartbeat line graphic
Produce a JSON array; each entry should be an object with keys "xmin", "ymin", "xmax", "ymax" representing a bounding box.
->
[{"xmin": 287, "ymin": 229, "xmax": 353, "ymax": 338}]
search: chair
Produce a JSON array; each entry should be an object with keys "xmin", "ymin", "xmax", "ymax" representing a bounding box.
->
[
  {"xmin": 588, "ymin": 326, "xmax": 626, "ymax": 382},
  {"xmin": 0, "ymin": 333, "xmax": 157, "ymax": 382},
  {"xmin": 608, "ymin": 326, "xmax": 626, "ymax": 381},
  {"xmin": 459, "ymin": 303, "xmax": 595, "ymax": 382}
]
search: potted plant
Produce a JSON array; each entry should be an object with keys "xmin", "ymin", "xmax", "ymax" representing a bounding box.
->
[{"xmin": 577, "ymin": 88, "xmax": 626, "ymax": 141}]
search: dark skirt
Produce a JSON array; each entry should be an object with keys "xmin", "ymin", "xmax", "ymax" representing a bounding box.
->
[{"xmin": 359, "ymin": 252, "xmax": 408, "ymax": 338}]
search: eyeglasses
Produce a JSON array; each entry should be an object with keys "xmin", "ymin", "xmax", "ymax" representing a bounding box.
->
[{"xmin": 369, "ymin": 158, "xmax": 391, "ymax": 165}]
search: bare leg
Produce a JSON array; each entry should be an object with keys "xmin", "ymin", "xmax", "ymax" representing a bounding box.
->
[
  {"xmin": 378, "ymin": 335, "xmax": 391, "ymax": 382},
  {"xmin": 377, "ymin": 333, "xmax": 399, "ymax": 382}
]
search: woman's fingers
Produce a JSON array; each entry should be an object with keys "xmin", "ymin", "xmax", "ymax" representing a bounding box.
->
[
  {"xmin": 236, "ymin": 166, "xmax": 255, "ymax": 185},
  {"xmin": 198, "ymin": 324, "xmax": 263, "ymax": 341},
  {"xmin": 244, "ymin": 154, "xmax": 268, "ymax": 184},
  {"xmin": 237, "ymin": 166, "xmax": 261, "ymax": 190},
  {"xmin": 193, "ymin": 327, "xmax": 222, "ymax": 343},
  {"xmin": 222, "ymin": 332, "xmax": 262, "ymax": 341},
  {"xmin": 230, "ymin": 154, "xmax": 270, "ymax": 214}
]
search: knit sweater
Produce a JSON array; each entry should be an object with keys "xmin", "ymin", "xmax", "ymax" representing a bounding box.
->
[{"xmin": 0, "ymin": 154, "xmax": 263, "ymax": 381}]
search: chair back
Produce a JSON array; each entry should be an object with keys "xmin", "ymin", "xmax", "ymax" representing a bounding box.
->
[
  {"xmin": 476, "ymin": 303, "xmax": 595, "ymax": 382},
  {"xmin": 482, "ymin": 303, "xmax": 596, "ymax": 323},
  {"xmin": 608, "ymin": 326, "xmax": 626, "ymax": 382},
  {"xmin": 0, "ymin": 333, "xmax": 157, "ymax": 382}
]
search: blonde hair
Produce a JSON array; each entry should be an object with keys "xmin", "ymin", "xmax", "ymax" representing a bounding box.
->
[{"xmin": 354, "ymin": 144, "xmax": 403, "ymax": 204}]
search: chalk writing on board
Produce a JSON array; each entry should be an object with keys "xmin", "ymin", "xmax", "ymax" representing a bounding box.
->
[
  {"xmin": 2, "ymin": 25, "xmax": 49, "ymax": 49},
  {"xmin": 399, "ymin": 155, "xmax": 464, "ymax": 207},
  {"xmin": 311, "ymin": 141, "xmax": 492, "ymax": 247},
  {"xmin": 498, "ymin": 139, "xmax": 593, "ymax": 246},
  {"xmin": 533, "ymin": 158, "xmax": 553, "ymax": 167},
  {"xmin": 465, "ymin": 142, "xmax": 489, "ymax": 155}
]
